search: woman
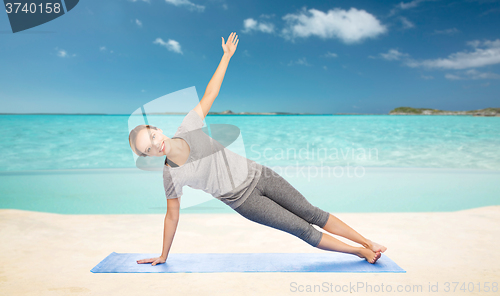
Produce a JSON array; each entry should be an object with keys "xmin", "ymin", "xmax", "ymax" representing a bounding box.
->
[{"xmin": 130, "ymin": 32, "xmax": 387, "ymax": 266}]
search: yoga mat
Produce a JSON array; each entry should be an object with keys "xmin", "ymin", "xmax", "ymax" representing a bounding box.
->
[{"xmin": 91, "ymin": 252, "xmax": 405, "ymax": 273}]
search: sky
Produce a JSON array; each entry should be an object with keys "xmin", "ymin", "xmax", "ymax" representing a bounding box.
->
[{"xmin": 0, "ymin": 0, "xmax": 499, "ymax": 114}]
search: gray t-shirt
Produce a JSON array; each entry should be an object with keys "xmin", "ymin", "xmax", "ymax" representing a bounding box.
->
[{"xmin": 163, "ymin": 110, "xmax": 263, "ymax": 209}]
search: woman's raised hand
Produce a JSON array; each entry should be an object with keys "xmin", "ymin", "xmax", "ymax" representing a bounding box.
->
[
  {"xmin": 136, "ymin": 256, "xmax": 166, "ymax": 266},
  {"xmin": 221, "ymin": 32, "xmax": 239, "ymax": 57}
]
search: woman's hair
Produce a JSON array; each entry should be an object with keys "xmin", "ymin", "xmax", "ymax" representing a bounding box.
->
[{"xmin": 129, "ymin": 124, "xmax": 158, "ymax": 157}]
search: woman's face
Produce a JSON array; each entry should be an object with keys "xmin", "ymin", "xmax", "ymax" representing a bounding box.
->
[{"xmin": 135, "ymin": 127, "xmax": 170, "ymax": 157}]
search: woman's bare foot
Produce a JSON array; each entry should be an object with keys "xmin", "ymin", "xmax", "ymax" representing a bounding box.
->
[
  {"xmin": 367, "ymin": 239, "xmax": 387, "ymax": 253},
  {"xmin": 356, "ymin": 248, "xmax": 381, "ymax": 264}
]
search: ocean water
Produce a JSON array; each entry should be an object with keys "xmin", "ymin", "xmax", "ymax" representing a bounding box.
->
[
  {"xmin": 1, "ymin": 114, "xmax": 499, "ymax": 171},
  {"xmin": 0, "ymin": 114, "xmax": 499, "ymax": 214}
]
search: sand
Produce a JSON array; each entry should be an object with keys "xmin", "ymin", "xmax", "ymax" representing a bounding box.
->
[{"xmin": 1, "ymin": 206, "xmax": 499, "ymax": 295}]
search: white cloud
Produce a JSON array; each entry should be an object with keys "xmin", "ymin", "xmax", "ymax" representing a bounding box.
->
[
  {"xmin": 406, "ymin": 39, "xmax": 500, "ymax": 69},
  {"xmin": 481, "ymin": 7, "xmax": 500, "ymax": 16},
  {"xmin": 288, "ymin": 57, "xmax": 312, "ymax": 66},
  {"xmin": 467, "ymin": 40, "xmax": 481, "ymax": 48},
  {"xmin": 99, "ymin": 46, "xmax": 114, "ymax": 54},
  {"xmin": 444, "ymin": 73, "xmax": 462, "ymax": 80},
  {"xmin": 445, "ymin": 69, "xmax": 500, "ymax": 80},
  {"xmin": 242, "ymin": 18, "xmax": 275, "ymax": 34},
  {"xmin": 129, "ymin": 0, "xmax": 150, "ymax": 3},
  {"xmin": 259, "ymin": 13, "xmax": 276, "ymax": 19},
  {"xmin": 58, "ymin": 50, "xmax": 68, "ymax": 57},
  {"xmin": 323, "ymin": 51, "xmax": 338, "ymax": 58},
  {"xmin": 164, "ymin": 0, "xmax": 205, "ymax": 12},
  {"xmin": 135, "ymin": 19, "xmax": 143, "ymax": 27},
  {"xmin": 390, "ymin": 0, "xmax": 436, "ymax": 15},
  {"xmin": 323, "ymin": 65, "xmax": 328, "ymax": 70},
  {"xmin": 222, "ymin": 3, "xmax": 228, "ymax": 10},
  {"xmin": 281, "ymin": 7, "xmax": 387, "ymax": 44},
  {"xmin": 55, "ymin": 47, "xmax": 76, "ymax": 58},
  {"xmin": 380, "ymin": 49, "xmax": 409, "ymax": 61},
  {"xmin": 153, "ymin": 38, "xmax": 183, "ymax": 54},
  {"xmin": 467, "ymin": 69, "xmax": 500, "ymax": 79},
  {"xmin": 433, "ymin": 28, "xmax": 459, "ymax": 35},
  {"xmin": 400, "ymin": 17, "xmax": 415, "ymax": 29},
  {"xmin": 398, "ymin": 0, "xmax": 426, "ymax": 10}
]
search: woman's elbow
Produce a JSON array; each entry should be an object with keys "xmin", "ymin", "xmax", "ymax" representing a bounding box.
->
[
  {"xmin": 166, "ymin": 198, "xmax": 180, "ymax": 220},
  {"xmin": 166, "ymin": 209, "xmax": 179, "ymax": 220}
]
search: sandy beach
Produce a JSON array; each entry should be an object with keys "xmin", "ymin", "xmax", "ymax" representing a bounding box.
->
[{"xmin": 1, "ymin": 206, "xmax": 499, "ymax": 295}]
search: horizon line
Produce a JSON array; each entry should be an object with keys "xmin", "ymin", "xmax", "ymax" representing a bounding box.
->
[{"xmin": 0, "ymin": 112, "xmax": 388, "ymax": 115}]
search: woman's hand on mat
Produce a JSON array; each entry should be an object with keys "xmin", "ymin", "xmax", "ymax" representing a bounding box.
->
[
  {"xmin": 221, "ymin": 32, "xmax": 239, "ymax": 57},
  {"xmin": 136, "ymin": 256, "xmax": 166, "ymax": 266}
]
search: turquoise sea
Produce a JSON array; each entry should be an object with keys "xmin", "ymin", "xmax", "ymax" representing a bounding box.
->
[{"xmin": 1, "ymin": 114, "xmax": 499, "ymax": 214}]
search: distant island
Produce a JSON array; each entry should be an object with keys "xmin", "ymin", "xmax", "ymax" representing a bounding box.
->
[
  {"xmin": 210, "ymin": 108, "xmax": 500, "ymax": 116},
  {"xmin": 389, "ymin": 107, "xmax": 500, "ymax": 116}
]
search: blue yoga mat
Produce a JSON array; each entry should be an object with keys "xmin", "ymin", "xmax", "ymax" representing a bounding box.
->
[{"xmin": 91, "ymin": 252, "xmax": 405, "ymax": 273}]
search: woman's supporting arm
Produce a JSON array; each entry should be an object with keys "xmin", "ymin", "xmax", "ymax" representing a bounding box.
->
[
  {"xmin": 136, "ymin": 197, "xmax": 180, "ymax": 266},
  {"xmin": 194, "ymin": 32, "xmax": 239, "ymax": 120},
  {"xmin": 160, "ymin": 197, "xmax": 180, "ymax": 260}
]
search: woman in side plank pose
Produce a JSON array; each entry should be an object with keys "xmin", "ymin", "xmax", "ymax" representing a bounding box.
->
[{"xmin": 130, "ymin": 32, "xmax": 387, "ymax": 266}]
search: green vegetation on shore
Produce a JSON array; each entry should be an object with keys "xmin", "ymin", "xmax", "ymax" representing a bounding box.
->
[{"xmin": 389, "ymin": 107, "xmax": 500, "ymax": 116}]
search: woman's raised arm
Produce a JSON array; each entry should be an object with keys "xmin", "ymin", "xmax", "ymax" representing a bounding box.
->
[{"xmin": 194, "ymin": 32, "xmax": 239, "ymax": 120}]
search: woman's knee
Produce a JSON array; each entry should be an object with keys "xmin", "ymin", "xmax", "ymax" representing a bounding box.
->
[
  {"xmin": 299, "ymin": 224, "xmax": 324, "ymax": 247},
  {"xmin": 313, "ymin": 208, "xmax": 330, "ymax": 228},
  {"xmin": 299, "ymin": 206, "xmax": 330, "ymax": 227}
]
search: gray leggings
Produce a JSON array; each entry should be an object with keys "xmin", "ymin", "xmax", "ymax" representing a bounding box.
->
[{"xmin": 234, "ymin": 166, "xmax": 330, "ymax": 247}]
